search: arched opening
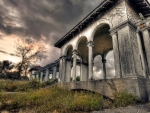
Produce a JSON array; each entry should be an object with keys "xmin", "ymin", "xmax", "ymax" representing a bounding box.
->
[
  {"xmin": 93, "ymin": 55, "xmax": 103, "ymax": 80},
  {"xmin": 70, "ymin": 55, "xmax": 81, "ymax": 81},
  {"xmin": 106, "ymin": 51, "xmax": 115, "ymax": 79},
  {"xmin": 65, "ymin": 45, "xmax": 73, "ymax": 82},
  {"xmin": 77, "ymin": 36, "xmax": 88, "ymax": 81},
  {"xmin": 93, "ymin": 24, "xmax": 114, "ymax": 79},
  {"xmin": 66, "ymin": 45, "xmax": 73, "ymax": 59}
]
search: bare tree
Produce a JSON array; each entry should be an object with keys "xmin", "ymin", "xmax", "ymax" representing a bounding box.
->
[{"xmin": 15, "ymin": 38, "xmax": 47, "ymax": 79}]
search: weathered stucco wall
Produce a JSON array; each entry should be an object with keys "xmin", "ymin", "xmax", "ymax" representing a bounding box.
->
[{"xmin": 60, "ymin": 77, "xmax": 148, "ymax": 101}]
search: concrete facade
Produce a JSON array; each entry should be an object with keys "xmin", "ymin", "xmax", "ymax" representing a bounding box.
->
[
  {"xmin": 60, "ymin": 77, "xmax": 148, "ymax": 101},
  {"xmin": 31, "ymin": 0, "xmax": 150, "ymax": 101},
  {"xmin": 55, "ymin": 0, "xmax": 150, "ymax": 82}
]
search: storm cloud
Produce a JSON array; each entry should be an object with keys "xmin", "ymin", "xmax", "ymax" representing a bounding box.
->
[{"xmin": 0, "ymin": 0, "xmax": 103, "ymax": 65}]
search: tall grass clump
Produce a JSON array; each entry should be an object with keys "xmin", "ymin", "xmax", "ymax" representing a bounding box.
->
[
  {"xmin": 0, "ymin": 86, "xmax": 106, "ymax": 112},
  {"xmin": 114, "ymin": 91, "xmax": 139, "ymax": 107}
]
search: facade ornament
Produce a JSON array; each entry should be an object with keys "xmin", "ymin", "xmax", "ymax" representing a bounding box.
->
[
  {"xmin": 72, "ymin": 49, "xmax": 78, "ymax": 55},
  {"xmin": 139, "ymin": 13, "xmax": 145, "ymax": 20}
]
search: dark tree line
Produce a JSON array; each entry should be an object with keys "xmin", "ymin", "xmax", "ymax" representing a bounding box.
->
[{"xmin": 0, "ymin": 60, "xmax": 17, "ymax": 79}]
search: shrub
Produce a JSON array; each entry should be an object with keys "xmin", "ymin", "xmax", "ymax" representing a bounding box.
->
[
  {"xmin": 41, "ymin": 79, "xmax": 58, "ymax": 87},
  {"xmin": 76, "ymin": 76, "xmax": 80, "ymax": 81},
  {"xmin": 114, "ymin": 91, "xmax": 139, "ymax": 107}
]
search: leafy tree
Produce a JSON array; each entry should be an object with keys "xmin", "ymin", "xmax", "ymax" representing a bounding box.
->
[
  {"xmin": 15, "ymin": 38, "xmax": 47, "ymax": 79},
  {"xmin": 0, "ymin": 60, "xmax": 14, "ymax": 76}
]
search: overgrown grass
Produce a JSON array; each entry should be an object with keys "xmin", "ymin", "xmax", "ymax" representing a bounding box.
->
[
  {"xmin": 114, "ymin": 91, "xmax": 139, "ymax": 107},
  {"xmin": 0, "ymin": 85, "xmax": 139, "ymax": 112},
  {"xmin": 0, "ymin": 86, "xmax": 105, "ymax": 112},
  {"xmin": 0, "ymin": 79, "xmax": 140, "ymax": 112},
  {"xmin": 0, "ymin": 79, "xmax": 58, "ymax": 92}
]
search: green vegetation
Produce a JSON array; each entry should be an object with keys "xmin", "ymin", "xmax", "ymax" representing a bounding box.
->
[
  {"xmin": 0, "ymin": 79, "xmax": 139, "ymax": 112},
  {"xmin": 0, "ymin": 86, "xmax": 105, "ymax": 112},
  {"xmin": 114, "ymin": 91, "xmax": 139, "ymax": 107},
  {"xmin": 0, "ymin": 79, "xmax": 58, "ymax": 92}
]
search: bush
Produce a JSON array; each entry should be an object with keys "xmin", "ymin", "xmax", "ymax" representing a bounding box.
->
[
  {"xmin": 114, "ymin": 91, "xmax": 139, "ymax": 107},
  {"xmin": 76, "ymin": 76, "xmax": 80, "ymax": 81},
  {"xmin": 41, "ymin": 79, "xmax": 58, "ymax": 87}
]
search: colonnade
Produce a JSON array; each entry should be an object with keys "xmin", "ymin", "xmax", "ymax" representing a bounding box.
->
[
  {"xmin": 59, "ymin": 18, "xmax": 150, "ymax": 83},
  {"xmin": 59, "ymin": 40, "xmax": 113, "ymax": 82},
  {"xmin": 32, "ymin": 60, "xmax": 59, "ymax": 82}
]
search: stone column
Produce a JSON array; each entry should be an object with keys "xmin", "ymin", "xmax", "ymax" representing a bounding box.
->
[
  {"xmin": 59, "ymin": 56, "xmax": 66, "ymax": 82},
  {"xmin": 72, "ymin": 50, "xmax": 78, "ymax": 81},
  {"xmin": 81, "ymin": 63, "xmax": 88, "ymax": 81},
  {"xmin": 62, "ymin": 56, "xmax": 66, "ymax": 82},
  {"xmin": 36, "ymin": 73, "xmax": 39, "ymax": 80},
  {"xmin": 52, "ymin": 64, "xmax": 57, "ymax": 79},
  {"xmin": 136, "ymin": 32, "xmax": 147, "ymax": 77},
  {"xmin": 87, "ymin": 41, "xmax": 94, "ymax": 80},
  {"xmin": 45, "ymin": 68, "xmax": 49, "ymax": 81},
  {"xmin": 141, "ymin": 28, "xmax": 150, "ymax": 76},
  {"xmin": 59, "ymin": 57, "xmax": 63, "ymax": 81},
  {"xmin": 116, "ymin": 23, "xmax": 143, "ymax": 77},
  {"xmin": 40, "ymin": 72, "xmax": 43, "ymax": 83},
  {"xmin": 102, "ymin": 59, "xmax": 107, "ymax": 79},
  {"xmin": 65, "ymin": 59, "xmax": 71, "ymax": 82},
  {"xmin": 110, "ymin": 32, "xmax": 121, "ymax": 78}
]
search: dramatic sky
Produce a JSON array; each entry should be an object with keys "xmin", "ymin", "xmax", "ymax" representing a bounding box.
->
[
  {"xmin": 1, "ymin": 0, "xmax": 149, "ymax": 79},
  {"xmin": 0, "ymin": 0, "xmax": 103, "ymax": 65}
]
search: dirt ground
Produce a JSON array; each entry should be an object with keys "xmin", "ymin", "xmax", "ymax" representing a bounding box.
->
[
  {"xmin": 92, "ymin": 103, "xmax": 150, "ymax": 113},
  {"xmin": 1, "ymin": 103, "xmax": 150, "ymax": 113}
]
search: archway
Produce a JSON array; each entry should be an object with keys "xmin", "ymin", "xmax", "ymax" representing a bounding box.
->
[
  {"xmin": 77, "ymin": 36, "xmax": 88, "ymax": 81},
  {"xmin": 65, "ymin": 45, "xmax": 73, "ymax": 82},
  {"xmin": 93, "ymin": 55, "xmax": 103, "ymax": 80},
  {"xmin": 93, "ymin": 24, "xmax": 114, "ymax": 79},
  {"xmin": 105, "ymin": 51, "xmax": 115, "ymax": 79}
]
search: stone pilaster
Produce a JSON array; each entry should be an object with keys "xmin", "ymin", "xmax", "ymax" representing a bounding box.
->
[
  {"xmin": 72, "ymin": 50, "xmax": 78, "ymax": 81},
  {"xmin": 111, "ymin": 21, "xmax": 143, "ymax": 77},
  {"xmin": 110, "ymin": 31, "xmax": 121, "ymax": 78},
  {"xmin": 137, "ymin": 17, "xmax": 150, "ymax": 77},
  {"xmin": 87, "ymin": 41, "xmax": 94, "ymax": 80},
  {"xmin": 136, "ymin": 31, "xmax": 147, "ymax": 78},
  {"xmin": 141, "ymin": 29, "xmax": 150, "ymax": 76}
]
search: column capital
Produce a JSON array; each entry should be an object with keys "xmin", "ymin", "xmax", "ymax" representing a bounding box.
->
[
  {"xmin": 87, "ymin": 41, "xmax": 94, "ymax": 47},
  {"xmin": 136, "ymin": 17, "xmax": 150, "ymax": 31},
  {"xmin": 72, "ymin": 49, "xmax": 78, "ymax": 55},
  {"xmin": 59, "ymin": 55, "xmax": 67, "ymax": 60},
  {"xmin": 102, "ymin": 59, "xmax": 106, "ymax": 63},
  {"xmin": 110, "ymin": 31, "xmax": 117, "ymax": 36}
]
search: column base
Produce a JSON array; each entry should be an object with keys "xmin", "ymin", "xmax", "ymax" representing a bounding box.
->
[
  {"xmin": 122, "ymin": 74, "xmax": 145, "ymax": 78},
  {"xmin": 89, "ymin": 77, "xmax": 95, "ymax": 81}
]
